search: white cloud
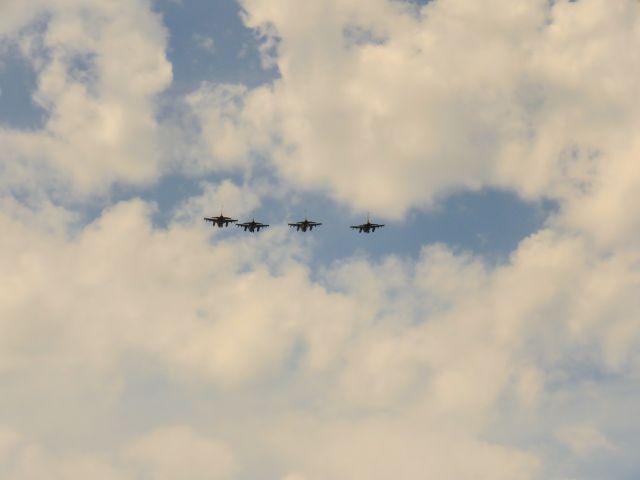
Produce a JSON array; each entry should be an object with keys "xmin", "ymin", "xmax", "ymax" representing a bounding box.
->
[
  {"xmin": 2, "ymin": 0, "xmax": 640, "ymax": 477},
  {"xmin": 185, "ymin": 82, "xmax": 277, "ymax": 172},
  {"xmin": 0, "ymin": 426, "xmax": 21, "ymax": 461},
  {"xmin": 0, "ymin": 425, "xmax": 235, "ymax": 480},
  {"xmin": 0, "ymin": 427, "xmax": 128, "ymax": 480},
  {"xmin": 183, "ymin": 0, "xmax": 640, "ymax": 250},
  {"xmin": 185, "ymin": 84, "xmax": 253, "ymax": 170},
  {"xmin": 0, "ymin": 0, "xmax": 172, "ymax": 196},
  {"xmin": 126, "ymin": 426, "xmax": 236, "ymax": 480},
  {"xmin": 556, "ymin": 424, "xmax": 615, "ymax": 456},
  {"xmin": 190, "ymin": 0, "xmax": 550, "ymax": 215},
  {"xmin": 281, "ymin": 474, "xmax": 306, "ymax": 480},
  {"xmin": 0, "ymin": 0, "xmax": 44, "ymax": 39},
  {"xmin": 2, "ymin": 193, "xmax": 640, "ymax": 476},
  {"xmin": 171, "ymin": 179, "xmax": 264, "ymax": 226},
  {"xmin": 270, "ymin": 414, "xmax": 540, "ymax": 480}
]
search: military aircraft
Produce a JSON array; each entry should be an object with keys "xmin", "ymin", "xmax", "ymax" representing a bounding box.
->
[
  {"xmin": 351, "ymin": 215, "xmax": 385, "ymax": 233},
  {"xmin": 237, "ymin": 219, "xmax": 269, "ymax": 232},
  {"xmin": 288, "ymin": 217, "xmax": 322, "ymax": 232},
  {"xmin": 204, "ymin": 210, "xmax": 238, "ymax": 228}
]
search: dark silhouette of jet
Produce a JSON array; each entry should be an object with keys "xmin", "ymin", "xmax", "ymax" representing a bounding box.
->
[
  {"xmin": 351, "ymin": 215, "xmax": 385, "ymax": 233},
  {"xmin": 204, "ymin": 210, "xmax": 238, "ymax": 228},
  {"xmin": 237, "ymin": 219, "xmax": 269, "ymax": 232},
  {"xmin": 288, "ymin": 217, "xmax": 322, "ymax": 232}
]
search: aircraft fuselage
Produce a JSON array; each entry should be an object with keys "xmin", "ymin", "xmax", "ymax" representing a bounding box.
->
[
  {"xmin": 237, "ymin": 220, "xmax": 268, "ymax": 232},
  {"xmin": 204, "ymin": 215, "xmax": 238, "ymax": 228},
  {"xmin": 289, "ymin": 219, "xmax": 321, "ymax": 232},
  {"xmin": 351, "ymin": 221, "xmax": 384, "ymax": 233}
]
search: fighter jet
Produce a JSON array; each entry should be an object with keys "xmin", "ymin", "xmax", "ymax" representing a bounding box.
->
[
  {"xmin": 204, "ymin": 210, "xmax": 238, "ymax": 228},
  {"xmin": 351, "ymin": 215, "xmax": 385, "ymax": 233},
  {"xmin": 288, "ymin": 217, "xmax": 322, "ymax": 232},
  {"xmin": 237, "ymin": 219, "xmax": 269, "ymax": 232}
]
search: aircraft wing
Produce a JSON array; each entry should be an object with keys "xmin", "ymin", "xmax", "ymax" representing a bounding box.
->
[
  {"xmin": 350, "ymin": 225, "xmax": 363, "ymax": 229},
  {"xmin": 309, "ymin": 221, "xmax": 322, "ymax": 226},
  {"xmin": 204, "ymin": 217, "xmax": 215, "ymax": 222},
  {"xmin": 288, "ymin": 223, "xmax": 300, "ymax": 227}
]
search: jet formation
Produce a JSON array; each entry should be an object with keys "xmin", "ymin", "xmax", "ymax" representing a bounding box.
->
[{"xmin": 204, "ymin": 213, "xmax": 384, "ymax": 233}]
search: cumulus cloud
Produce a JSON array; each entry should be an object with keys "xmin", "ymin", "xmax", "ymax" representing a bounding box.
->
[
  {"xmin": 184, "ymin": 0, "xmax": 640, "ymax": 236},
  {"xmin": 0, "ymin": 0, "xmax": 172, "ymax": 196},
  {"xmin": 126, "ymin": 426, "xmax": 237, "ymax": 480},
  {"xmin": 184, "ymin": 82, "xmax": 277, "ymax": 173},
  {"xmin": 0, "ymin": 425, "xmax": 235, "ymax": 480},
  {"xmin": 172, "ymin": 179, "xmax": 264, "ymax": 226},
  {"xmin": 0, "ymin": 0, "xmax": 44, "ymax": 38},
  {"xmin": 0, "ymin": 427, "xmax": 127, "ymax": 480},
  {"xmin": 2, "ymin": 191, "xmax": 640, "ymax": 477},
  {"xmin": 556, "ymin": 424, "xmax": 615, "ymax": 457},
  {"xmin": 3, "ymin": 0, "xmax": 640, "ymax": 478},
  {"xmin": 272, "ymin": 414, "xmax": 540, "ymax": 480}
]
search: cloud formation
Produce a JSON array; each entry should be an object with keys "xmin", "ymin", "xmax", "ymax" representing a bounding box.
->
[
  {"xmin": 2, "ymin": 0, "xmax": 640, "ymax": 478},
  {"xmin": 186, "ymin": 0, "xmax": 640, "ymax": 231},
  {"xmin": 0, "ymin": 425, "xmax": 235, "ymax": 480},
  {"xmin": 0, "ymin": 0, "xmax": 172, "ymax": 196},
  {"xmin": 2, "ymin": 191, "xmax": 640, "ymax": 477}
]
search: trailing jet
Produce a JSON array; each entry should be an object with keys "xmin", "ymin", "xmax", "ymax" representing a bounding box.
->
[
  {"xmin": 351, "ymin": 215, "xmax": 385, "ymax": 233},
  {"xmin": 237, "ymin": 219, "xmax": 269, "ymax": 232},
  {"xmin": 288, "ymin": 217, "xmax": 322, "ymax": 232},
  {"xmin": 204, "ymin": 210, "xmax": 238, "ymax": 228}
]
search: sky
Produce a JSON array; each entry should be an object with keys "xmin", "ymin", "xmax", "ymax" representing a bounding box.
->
[{"xmin": 0, "ymin": 0, "xmax": 639, "ymax": 478}]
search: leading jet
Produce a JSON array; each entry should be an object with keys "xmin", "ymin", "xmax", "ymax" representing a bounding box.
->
[
  {"xmin": 288, "ymin": 217, "xmax": 322, "ymax": 232},
  {"xmin": 237, "ymin": 219, "xmax": 269, "ymax": 232},
  {"xmin": 204, "ymin": 210, "xmax": 238, "ymax": 228},
  {"xmin": 351, "ymin": 215, "xmax": 385, "ymax": 233}
]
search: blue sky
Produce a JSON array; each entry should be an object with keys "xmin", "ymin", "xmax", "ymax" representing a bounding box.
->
[
  {"xmin": 0, "ymin": 46, "xmax": 46, "ymax": 129},
  {"xmin": 156, "ymin": 0, "xmax": 274, "ymax": 91},
  {"xmin": 1, "ymin": 0, "xmax": 640, "ymax": 479}
]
